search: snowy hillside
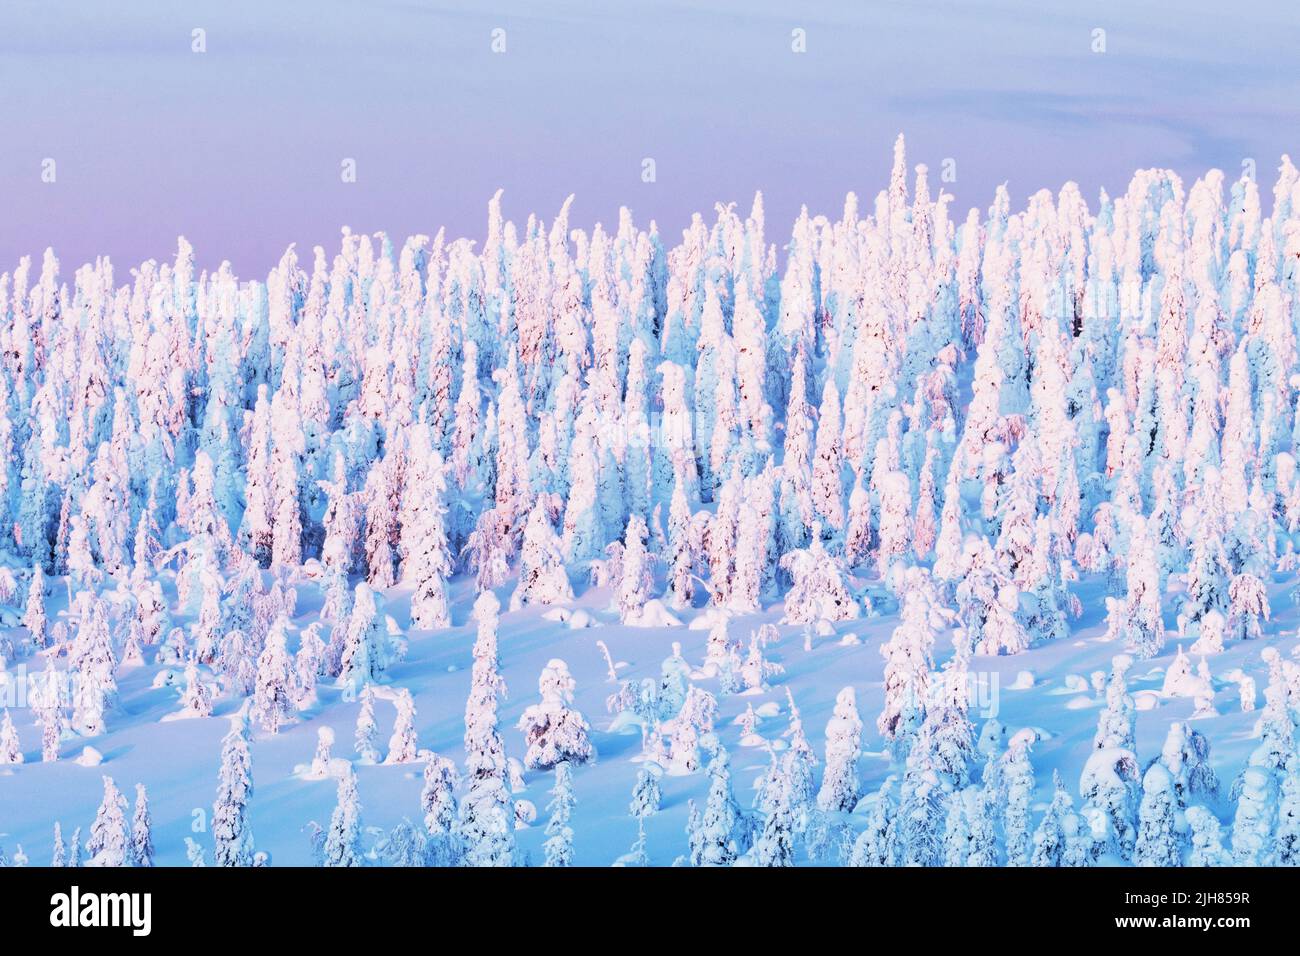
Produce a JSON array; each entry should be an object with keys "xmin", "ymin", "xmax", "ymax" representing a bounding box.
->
[{"xmin": 1, "ymin": 136, "xmax": 1300, "ymax": 867}]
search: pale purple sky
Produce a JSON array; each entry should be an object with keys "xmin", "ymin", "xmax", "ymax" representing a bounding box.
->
[{"xmin": 2, "ymin": 0, "xmax": 1297, "ymax": 275}]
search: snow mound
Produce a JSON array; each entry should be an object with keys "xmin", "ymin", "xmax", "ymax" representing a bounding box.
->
[
  {"xmin": 1009, "ymin": 670, "xmax": 1035, "ymax": 690},
  {"xmin": 624, "ymin": 600, "xmax": 682, "ymax": 628}
]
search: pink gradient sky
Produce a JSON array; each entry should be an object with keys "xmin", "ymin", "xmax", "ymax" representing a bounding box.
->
[{"xmin": 2, "ymin": 0, "xmax": 1297, "ymax": 275}]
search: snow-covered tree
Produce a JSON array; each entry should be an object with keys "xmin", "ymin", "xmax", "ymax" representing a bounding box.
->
[
  {"xmin": 131, "ymin": 783, "xmax": 154, "ymax": 867},
  {"xmin": 518, "ymin": 659, "xmax": 594, "ymax": 770},
  {"xmin": 510, "ymin": 496, "xmax": 573, "ymax": 611},
  {"xmin": 630, "ymin": 765, "xmax": 662, "ymax": 818},
  {"xmin": 386, "ymin": 688, "xmax": 419, "ymax": 764},
  {"xmin": 212, "ymin": 717, "xmax": 255, "ymax": 867},
  {"xmin": 543, "ymin": 761, "xmax": 576, "ymax": 867},
  {"xmin": 816, "ymin": 687, "xmax": 863, "ymax": 812},
  {"xmin": 323, "ymin": 763, "xmax": 363, "ymax": 867},
  {"xmin": 252, "ymin": 616, "xmax": 295, "ymax": 734},
  {"xmin": 1134, "ymin": 763, "xmax": 1182, "ymax": 867},
  {"xmin": 86, "ymin": 776, "xmax": 130, "ymax": 867}
]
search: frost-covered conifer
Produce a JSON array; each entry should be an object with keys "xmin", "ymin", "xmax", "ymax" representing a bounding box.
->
[
  {"xmin": 1031, "ymin": 771, "xmax": 1075, "ymax": 867},
  {"xmin": 86, "ymin": 776, "xmax": 130, "ymax": 867},
  {"xmin": 518, "ymin": 659, "xmax": 593, "ymax": 770},
  {"xmin": 337, "ymin": 583, "xmax": 395, "ymax": 692},
  {"xmin": 1186, "ymin": 805, "xmax": 1231, "ymax": 867},
  {"xmin": 816, "ymin": 687, "xmax": 863, "ymax": 812},
  {"xmin": 323, "ymin": 763, "xmax": 363, "ymax": 867},
  {"xmin": 753, "ymin": 753, "xmax": 796, "ymax": 867},
  {"xmin": 460, "ymin": 594, "xmax": 516, "ymax": 867},
  {"xmin": 404, "ymin": 449, "xmax": 454, "ymax": 629},
  {"xmin": 213, "ymin": 716, "xmax": 254, "ymax": 867},
  {"xmin": 253, "ymin": 616, "xmax": 295, "ymax": 734},
  {"xmin": 1123, "ymin": 517, "xmax": 1165, "ymax": 659},
  {"xmin": 697, "ymin": 747, "xmax": 744, "ymax": 866},
  {"xmin": 386, "ymin": 689, "xmax": 419, "ymax": 764},
  {"xmin": 510, "ymin": 496, "xmax": 573, "ymax": 611},
  {"xmin": 1093, "ymin": 654, "xmax": 1136, "ymax": 752},
  {"xmin": 617, "ymin": 514, "xmax": 653, "ymax": 623},
  {"xmin": 0, "ymin": 710, "xmax": 21, "ymax": 764},
  {"xmin": 780, "ymin": 532, "xmax": 858, "ymax": 624},
  {"xmin": 24, "ymin": 566, "xmax": 46, "ymax": 650},
  {"xmin": 543, "ymin": 761, "xmax": 576, "ymax": 867},
  {"xmin": 848, "ymin": 779, "xmax": 897, "ymax": 867},
  {"xmin": 1002, "ymin": 732, "xmax": 1036, "ymax": 866},
  {"xmin": 878, "ymin": 568, "xmax": 948, "ymax": 756},
  {"xmin": 354, "ymin": 684, "xmax": 380, "ymax": 763},
  {"xmin": 1079, "ymin": 747, "xmax": 1140, "ymax": 863},
  {"xmin": 1134, "ymin": 763, "xmax": 1182, "ymax": 867},
  {"xmin": 131, "ymin": 783, "xmax": 154, "ymax": 868},
  {"xmin": 630, "ymin": 765, "xmax": 662, "ymax": 818},
  {"xmin": 1231, "ymin": 765, "xmax": 1277, "ymax": 866}
]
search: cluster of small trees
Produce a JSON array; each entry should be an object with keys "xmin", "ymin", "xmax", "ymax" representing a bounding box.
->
[{"xmin": 1, "ymin": 137, "xmax": 1299, "ymax": 864}]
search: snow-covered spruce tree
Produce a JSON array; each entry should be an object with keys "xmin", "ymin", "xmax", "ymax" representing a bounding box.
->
[
  {"xmin": 811, "ymin": 380, "xmax": 846, "ymax": 534},
  {"xmin": 897, "ymin": 766, "xmax": 946, "ymax": 866},
  {"xmin": 617, "ymin": 513, "xmax": 653, "ymax": 623},
  {"xmin": 86, "ymin": 776, "xmax": 130, "ymax": 867},
  {"xmin": 0, "ymin": 710, "xmax": 22, "ymax": 764},
  {"xmin": 878, "ymin": 567, "xmax": 948, "ymax": 758},
  {"xmin": 323, "ymin": 763, "xmax": 363, "ymax": 867},
  {"xmin": 363, "ymin": 458, "xmax": 398, "ymax": 590},
  {"xmin": 1134, "ymin": 763, "xmax": 1182, "ymax": 867},
  {"xmin": 843, "ymin": 469, "xmax": 874, "ymax": 569},
  {"xmin": 943, "ymin": 788, "xmax": 972, "ymax": 866},
  {"xmin": 1001, "ymin": 733, "xmax": 1036, "ymax": 866},
  {"xmin": 1079, "ymin": 746, "xmax": 1140, "ymax": 863},
  {"xmin": 1122, "ymin": 516, "xmax": 1165, "ymax": 659},
  {"xmin": 421, "ymin": 752, "xmax": 459, "ymax": 866},
  {"xmin": 337, "ymin": 582, "xmax": 397, "ymax": 693},
  {"xmin": 956, "ymin": 537, "xmax": 1030, "ymax": 655},
  {"xmin": 354, "ymin": 683, "xmax": 381, "ymax": 763},
  {"xmin": 1185, "ymin": 805, "xmax": 1231, "ymax": 867},
  {"xmin": 510, "ymin": 495, "xmax": 573, "ymax": 611},
  {"xmin": 1093, "ymin": 654, "xmax": 1136, "ymax": 752},
  {"xmin": 1179, "ymin": 488, "xmax": 1232, "ymax": 644},
  {"xmin": 752, "ymin": 752, "xmax": 797, "ymax": 867},
  {"xmin": 544, "ymin": 760, "xmax": 576, "ymax": 867},
  {"xmin": 252, "ymin": 615, "xmax": 295, "ymax": 734},
  {"xmin": 403, "ymin": 447, "xmax": 454, "ymax": 629},
  {"xmin": 518, "ymin": 659, "xmax": 593, "ymax": 771},
  {"xmin": 630, "ymin": 765, "xmax": 662, "ymax": 818},
  {"xmin": 460, "ymin": 593, "xmax": 516, "ymax": 867},
  {"xmin": 1226, "ymin": 571, "xmax": 1269, "ymax": 644},
  {"xmin": 1031, "ymin": 771, "xmax": 1076, "ymax": 867},
  {"xmin": 1231, "ymin": 762, "xmax": 1278, "ymax": 866},
  {"xmin": 697, "ymin": 747, "xmax": 745, "ymax": 866},
  {"xmin": 39, "ymin": 700, "xmax": 63, "ymax": 763},
  {"xmin": 816, "ymin": 687, "xmax": 863, "ymax": 812},
  {"xmin": 741, "ymin": 626, "xmax": 783, "ymax": 692},
  {"xmin": 1275, "ymin": 769, "xmax": 1300, "ymax": 866},
  {"xmin": 779, "ymin": 530, "xmax": 858, "ymax": 624},
  {"xmin": 51, "ymin": 822, "xmax": 66, "ymax": 867},
  {"xmin": 910, "ymin": 627, "xmax": 978, "ymax": 789},
  {"xmin": 132, "ymin": 783, "xmax": 154, "ymax": 867},
  {"xmin": 876, "ymin": 470, "xmax": 913, "ymax": 577},
  {"xmin": 966, "ymin": 775, "xmax": 1000, "ymax": 867},
  {"xmin": 24, "ymin": 565, "xmax": 46, "ymax": 650},
  {"xmin": 212, "ymin": 716, "xmax": 255, "ymax": 867},
  {"xmin": 848, "ymin": 779, "xmax": 899, "ymax": 867},
  {"xmin": 386, "ymin": 688, "xmax": 419, "ymax": 764}
]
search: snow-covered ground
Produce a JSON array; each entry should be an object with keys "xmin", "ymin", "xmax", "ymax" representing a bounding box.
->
[{"xmin": 0, "ymin": 559, "xmax": 1290, "ymax": 866}]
